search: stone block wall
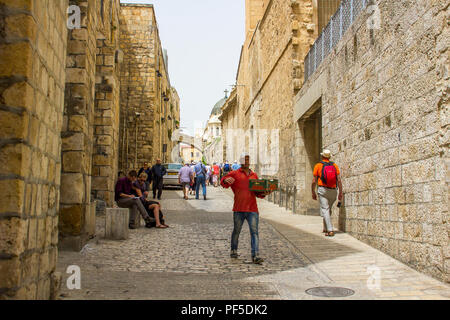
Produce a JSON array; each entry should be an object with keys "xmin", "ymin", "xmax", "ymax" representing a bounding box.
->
[
  {"xmin": 236, "ymin": 0, "xmax": 315, "ymax": 207},
  {"xmin": 0, "ymin": 0, "xmax": 68, "ymax": 299},
  {"xmin": 59, "ymin": 0, "xmax": 99, "ymax": 251},
  {"xmin": 295, "ymin": 0, "xmax": 449, "ymax": 282},
  {"xmin": 119, "ymin": 4, "xmax": 175, "ymax": 171},
  {"xmin": 119, "ymin": 4, "xmax": 156, "ymax": 172},
  {"xmin": 0, "ymin": 0, "xmax": 176, "ymax": 299},
  {"xmin": 92, "ymin": 0, "xmax": 121, "ymax": 207}
]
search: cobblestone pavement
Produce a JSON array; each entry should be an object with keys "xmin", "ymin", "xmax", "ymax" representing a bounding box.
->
[{"xmin": 57, "ymin": 186, "xmax": 450, "ymax": 300}]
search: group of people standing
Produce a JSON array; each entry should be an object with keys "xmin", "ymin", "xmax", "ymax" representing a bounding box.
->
[
  {"xmin": 177, "ymin": 160, "xmax": 244, "ymax": 201},
  {"xmin": 137, "ymin": 159, "xmax": 167, "ymax": 200}
]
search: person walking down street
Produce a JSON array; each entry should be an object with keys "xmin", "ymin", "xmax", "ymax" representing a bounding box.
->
[
  {"xmin": 311, "ymin": 149, "xmax": 343, "ymax": 237},
  {"xmin": 115, "ymin": 170, "xmax": 155, "ymax": 229},
  {"xmin": 151, "ymin": 158, "xmax": 167, "ymax": 200},
  {"xmin": 138, "ymin": 162, "xmax": 153, "ymax": 185},
  {"xmin": 221, "ymin": 153, "xmax": 271, "ymax": 264},
  {"xmin": 205, "ymin": 163, "xmax": 211, "ymax": 186},
  {"xmin": 179, "ymin": 163, "xmax": 194, "ymax": 200},
  {"xmin": 189, "ymin": 163, "xmax": 196, "ymax": 195},
  {"xmin": 223, "ymin": 160, "xmax": 231, "ymax": 176},
  {"xmin": 194, "ymin": 161, "xmax": 207, "ymax": 200},
  {"xmin": 212, "ymin": 162, "xmax": 220, "ymax": 187}
]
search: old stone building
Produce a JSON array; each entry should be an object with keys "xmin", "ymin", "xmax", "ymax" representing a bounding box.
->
[
  {"xmin": 225, "ymin": 0, "xmax": 449, "ymax": 283},
  {"xmin": 119, "ymin": 4, "xmax": 179, "ymax": 171},
  {"xmin": 59, "ymin": 0, "xmax": 122, "ymax": 252},
  {"xmin": 0, "ymin": 0, "xmax": 180, "ymax": 299},
  {"xmin": 219, "ymin": 87, "xmax": 238, "ymax": 161},
  {"xmin": 0, "ymin": 0, "xmax": 69, "ymax": 300},
  {"xmin": 294, "ymin": 0, "xmax": 449, "ymax": 282},
  {"xmin": 202, "ymin": 93, "xmax": 227, "ymax": 164}
]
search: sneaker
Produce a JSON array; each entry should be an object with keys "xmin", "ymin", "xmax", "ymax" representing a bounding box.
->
[
  {"xmin": 230, "ymin": 250, "xmax": 238, "ymax": 259},
  {"xmin": 252, "ymin": 256, "xmax": 264, "ymax": 264},
  {"xmin": 203, "ymin": 195, "xmax": 207, "ymax": 200}
]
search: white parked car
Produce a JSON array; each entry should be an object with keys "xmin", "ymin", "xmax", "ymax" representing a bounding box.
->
[{"xmin": 162, "ymin": 163, "xmax": 183, "ymax": 188}]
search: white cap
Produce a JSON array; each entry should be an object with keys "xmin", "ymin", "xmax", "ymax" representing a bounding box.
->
[
  {"xmin": 321, "ymin": 149, "xmax": 332, "ymax": 159},
  {"xmin": 239, "ymin": 153, "xmax": 250, "ymax": 165}
]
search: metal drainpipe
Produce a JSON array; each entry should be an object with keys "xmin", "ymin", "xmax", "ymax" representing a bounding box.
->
[
  {"xmin": 293, "ymin": 186, "xmax": 296, "ymax": 214},
  {"xmin": 125, "ymin": 123, "xmax": 129, "ymax": 173},
  {"xmin": 286, "ymin": 185, "xmax": 289, "ymax": 209},
  {"xmin": 135, "ymin": 117, "xmax": 138, "ymax": 170}
]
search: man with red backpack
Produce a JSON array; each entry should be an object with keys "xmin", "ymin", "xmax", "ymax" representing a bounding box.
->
[{"xmin": 311, "ymin": 149, "xmax": 343, "ymax": 237}]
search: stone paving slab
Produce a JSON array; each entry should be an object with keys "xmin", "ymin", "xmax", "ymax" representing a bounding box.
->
[
  {"xmin": 56, "ymin": 186, "xmax": 450, "ymax": 300},
  {"xmin": 58, "ymin": 187, "xmax": 307, "ymax": 299},
  {"xmin": 254, "ymin": 191, "xmax": 450, "ymax": 300}
]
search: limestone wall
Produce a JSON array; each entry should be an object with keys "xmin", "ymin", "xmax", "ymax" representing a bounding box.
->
[
  {"xmin": 59, "ymin": 0, "xmax": 99, "ymax": 251},
  {"xmin": 92, "ymin": 0, "xmax": 121, "ymax": 207},
  {"xmin": 0, "ymin": 0, "xmax": 68, "ymax": 299},
  {"xmin": 119, "ymin": 4, "xmax": 177, "ymax": 171},
  {"xmin": 236, "ymin": 0, "xmax": 316, "ymax": 201},
  {"xmin": 295, "ymin": 0, "xmax": 449, "ymax": 282},
  {"xmin": 0, "ymin": 0, "xmax": 178, "ymax": 299}
]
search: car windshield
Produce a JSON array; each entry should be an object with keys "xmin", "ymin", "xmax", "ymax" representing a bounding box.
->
[{"xmin": 164, "ymin": 164, "xmax": 182, "ymax": 170}]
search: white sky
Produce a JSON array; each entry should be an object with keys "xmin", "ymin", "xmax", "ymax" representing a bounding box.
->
[{"xmin": 119, "ymin": 0, "xmax": 245, "ymax": 135}]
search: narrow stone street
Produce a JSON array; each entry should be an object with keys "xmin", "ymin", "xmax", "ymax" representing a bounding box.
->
[{"xmin": 56, "ymin": 187, "xmax": 450, "ymax": 300}]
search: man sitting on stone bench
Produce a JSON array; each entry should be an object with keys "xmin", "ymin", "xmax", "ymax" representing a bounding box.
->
[{"xmin": 115, "ymin": 170, "xmax": 155, "ymax": 229}]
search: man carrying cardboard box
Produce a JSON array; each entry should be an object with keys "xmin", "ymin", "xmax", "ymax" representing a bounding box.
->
[{"xmin": 220, "ymin": 153, "xmax": 271, "ymax": 264}]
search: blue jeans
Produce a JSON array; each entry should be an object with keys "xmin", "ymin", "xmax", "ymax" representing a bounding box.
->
[
  {"xmin": 231, "ymin": 212, "xmax": 259, "ymax": 257},
  {"xmin": 195, "ymin": 174, "xmax": 206, "ymax": 198}
]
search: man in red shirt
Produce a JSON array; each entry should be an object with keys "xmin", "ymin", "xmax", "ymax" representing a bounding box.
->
[
  {"xmin": 212, "ymin": 163, "xmax": 220, "ymax": 187},
  {"xmin": 221, "ymin": 153, "xmax": 271, "ymax": 264}
]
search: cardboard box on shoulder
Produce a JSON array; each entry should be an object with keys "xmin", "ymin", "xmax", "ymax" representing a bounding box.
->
[{"xmin": 249, "ymin": 179, "xmax": 268, "ymax": 192}]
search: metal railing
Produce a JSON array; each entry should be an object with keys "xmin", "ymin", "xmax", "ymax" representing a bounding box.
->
[{"xmin": 304, "ymin": 0, "xmax": 370, "ymax": 81}]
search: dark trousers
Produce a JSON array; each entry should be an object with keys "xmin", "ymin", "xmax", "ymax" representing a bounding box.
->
[
  {"xmin": 153, "ymin": 177, "xmax": 163, "ymax": 199},
  {"xmin": 141, "ymin": 199, "xmax": 164, "ymax": 227},
  {"xmin": 116, "ymin": 197, "xmax": 152, "ymax": 227}
]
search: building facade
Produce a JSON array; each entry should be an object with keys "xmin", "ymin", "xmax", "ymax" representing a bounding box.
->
[
  {"xmin": 202, "ymin": 94, "xmax": 227, "ymax": 164},
  {"xmin": 225, "ymin": 0, "xmax": 449, "ymax": 283},
  {"xmin": 118, "ymin": 4, "xmax": 180, "ymax": 172},
  {"xmin": 293, "ymin": 0, "xmax": 449, "ymax": 283},
  {"xmin": 0, "ymin": 0, "xmax": 180, "ymax": 299}
]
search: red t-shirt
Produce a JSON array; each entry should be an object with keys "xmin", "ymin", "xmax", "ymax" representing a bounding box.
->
[
  {"xmin": 220, "ymin": 168, "xmax": 265, "ymax": 213},
  {"xmin": 213, "ymin": 165, "xmax": 220, "ymax": 175}
]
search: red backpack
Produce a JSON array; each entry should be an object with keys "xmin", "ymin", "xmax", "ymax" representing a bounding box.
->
[{"xmin": 320, "ymin": 161, "xmax": 337, "ymax": 188}]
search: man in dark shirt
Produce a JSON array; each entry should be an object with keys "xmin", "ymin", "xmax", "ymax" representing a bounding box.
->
[
  {"xmin": 115, "ymin": 170, "xmax": 155, "ymax": 229},
  {"xmin": 151, "ymin": 158, "xmax": 167, "ymax": 200},
  {"xmin": 138, "ymin": 162, "xmax": 152, "ymax": 185}
]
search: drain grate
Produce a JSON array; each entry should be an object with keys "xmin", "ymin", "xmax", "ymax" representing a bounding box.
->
[{"xmin": 305, "ymin": 287, "xmax": 355, "ymax": 298}]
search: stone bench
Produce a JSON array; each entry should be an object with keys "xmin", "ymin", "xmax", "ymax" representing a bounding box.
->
[{"xmin": 105, "ymin": 208, "xmax": 129, "ymax": 240}]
